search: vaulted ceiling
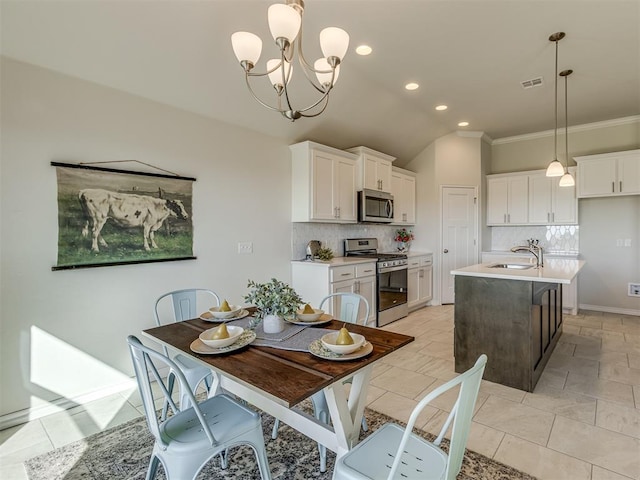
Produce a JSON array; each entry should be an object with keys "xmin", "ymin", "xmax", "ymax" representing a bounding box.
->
[{"xmin": 2, "ymin": 1, "xmax": 638, "ymax": 165}]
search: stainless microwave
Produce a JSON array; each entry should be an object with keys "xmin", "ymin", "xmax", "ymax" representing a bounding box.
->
[{"xmin": 358, "ymin": 189, "xmax": 394, "ymax": 223}]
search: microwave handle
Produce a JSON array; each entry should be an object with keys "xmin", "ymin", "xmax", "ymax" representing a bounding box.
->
[{"xmin": 386, "ymin": 199, "xmax": 393, "ymax": 218}]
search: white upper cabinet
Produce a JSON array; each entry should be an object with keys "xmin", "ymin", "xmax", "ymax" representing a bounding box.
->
[
  {"xmin": 391, "ymin": 169, "xmax": 416, "ymax": 225},
  {"xmin": 528, "ymin": 167, "xmax": 578, "ymax": 225},
  {"xmin": 486, "ymin": 174, "xmax": 529, "ymax": 225},
  {"xmin": 291, "ymin": 141, "xmax": 358, "ymax": 223},
  {"xmin": 575, "ymin": 149, "xmax": 640, "ymax": 198},
  {"xmin": 347, "ymin": 146, "xmax": 395, "ymax": 193}
]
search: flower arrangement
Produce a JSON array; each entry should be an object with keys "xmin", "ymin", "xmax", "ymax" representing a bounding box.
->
[
  {"xmin": 394, "ymin": 228, "xmax": 414, "ymax": 243},
  {"xmin": 244, "ymin": 278, "xmax": 303, "ymax": 321},
  {"xmin": 315, "ymin": 246, "xmax": 334, "ymax": 261}
]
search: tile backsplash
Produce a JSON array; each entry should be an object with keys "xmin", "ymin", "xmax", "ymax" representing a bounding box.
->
[
  {"xmin": 292, "ymin": 223, "xmax": 406, "ymax": 259},
  {"xmin": 490, "ymin": 225, "xmax": 579, "ymax": 255}
]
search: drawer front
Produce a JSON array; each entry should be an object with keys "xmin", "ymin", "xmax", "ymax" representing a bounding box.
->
[
  {"xmin": 421, "ymin": 255, "xmax": 433, "ymax": 267},
  {"xmin": 355, "ymin": 263, "xmax": 376, "ymax": 278},
  {"xmin": 408, "ymin": 258, "xmax": 422, "ymax": 269},
  {"xmin": 330, "ymin": 265, "xmax": 355, "ymax": 282}
]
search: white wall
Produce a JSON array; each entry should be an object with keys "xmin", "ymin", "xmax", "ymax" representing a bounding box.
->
[
  {"xmin": 405, "ymin": 132, "xmax": 487, "ymax": 304},
  {"xmin": 0, "ymin": 58, "xmax": 293, "ymax": 420}
]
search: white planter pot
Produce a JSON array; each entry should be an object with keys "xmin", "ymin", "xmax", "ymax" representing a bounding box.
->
[{"xmin": 262, "ymin": 314, "xmax": 285, "ymax": 333}]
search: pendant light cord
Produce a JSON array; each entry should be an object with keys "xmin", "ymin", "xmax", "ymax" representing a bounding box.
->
[
  {"xmin": 564, "ymin": 73, "xmax": 569, "ymax": 167},
  {"xmin": 554, "ymin": 39, "xmax": 559, "ymax": 161}
]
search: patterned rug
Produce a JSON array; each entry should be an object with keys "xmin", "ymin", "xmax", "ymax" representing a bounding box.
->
[{"xmin": 25, "ymin": 406, "xmax": 536, "ymax": 479}]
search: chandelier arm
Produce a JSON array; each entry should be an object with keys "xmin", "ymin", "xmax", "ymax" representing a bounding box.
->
[
  {"xmin": 299, "ymin": 94, "xmax": 330, "ymax": 118},
  {"xmin": 293, "ymin": 30, "xmax": 332, "ymax": 93},
  {"xmin": 243, "ymin": 74, "xmax": 284, "ymax": 113}
]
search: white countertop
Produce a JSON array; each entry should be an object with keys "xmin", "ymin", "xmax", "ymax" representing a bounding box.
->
[
  {"xmin": 451, "ymin": 258, "xmax": 585, "ymax": 284},
  {"xmin": 407, "ymin": 250, "xmax": 433, "ymax": 257},
  {"xmin": 291, "ymin": 257, "xmax": 377, "ymax": 267}
]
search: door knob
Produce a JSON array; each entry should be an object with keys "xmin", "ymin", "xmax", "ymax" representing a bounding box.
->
[{"xmin": 443, "ymin": 249, "xmax": 449, "ymax": 253}]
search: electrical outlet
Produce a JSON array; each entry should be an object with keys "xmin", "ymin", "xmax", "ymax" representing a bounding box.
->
[
  {"xmin": 629, "ymin": 283, "xmax": 640, "ymax": 297},
  {"xmin": 237, "ymin": 242, "xmax": 253, "ymax": 254}
]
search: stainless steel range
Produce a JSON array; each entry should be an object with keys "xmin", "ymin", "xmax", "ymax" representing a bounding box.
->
[{"xmin": 344, "ymin": 238, "xmax": 408, "ymax": 326}]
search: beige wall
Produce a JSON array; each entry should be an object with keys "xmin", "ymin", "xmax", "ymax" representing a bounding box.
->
[{"xmin": 0, "ymin": 58, "xmax": 293, "ymax": 420}]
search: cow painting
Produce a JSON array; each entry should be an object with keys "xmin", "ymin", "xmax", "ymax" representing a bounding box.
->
[{"xmin": 78, "ymin": 189, "xmax": 189, "ymax": 252}]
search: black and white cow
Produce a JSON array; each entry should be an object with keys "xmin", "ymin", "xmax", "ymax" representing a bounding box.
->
[{"xmin": 78, "ymin": 189, "xmax": 189, "ymax": 252}]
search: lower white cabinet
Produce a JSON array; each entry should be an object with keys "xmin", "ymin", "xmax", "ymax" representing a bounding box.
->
[
  {"xmin": 407, "ymin": 254, "xmax": 433, "ymax": 311},
  {"xmin": 291, "ymin": 261, "xmax": 377, "ymax": 327}
]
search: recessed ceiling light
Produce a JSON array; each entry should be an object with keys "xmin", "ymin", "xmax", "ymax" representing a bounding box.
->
[
  {"xmin": 435, "ymin": 105, "xmax": 448, "ymax": 111},
  {"xmin": 405, "ymin": 82, "xmax": 419, "ymax": 91},
  {"xmin": 458, "ymin": 121, "xmax": 469, "ymax": 127},
  {"xmin": 355, "ymin": 45, "xmax": 372, "ymax": 56}
]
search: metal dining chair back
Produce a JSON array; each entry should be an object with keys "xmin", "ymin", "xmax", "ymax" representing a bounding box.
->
[
  {"xmin": 127, "ymin": 335, "xmax": 272, "ymax": 480},
  {"xmin": 319, "ymin": 292, "xmax": 369, "ymax": 326},
  {"xmin": 333, "ymin": 354, "xmax": 488, "ymax": 480},
  {"xmin": 153, "ymin": 289, "xmax": 220, "ymax": 414}
]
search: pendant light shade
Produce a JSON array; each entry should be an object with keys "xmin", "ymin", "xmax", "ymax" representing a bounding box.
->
[
  {"xmin": 559, "ymin": 68, "xmax": 575, "ymax": 187},
  {"xmin": 546, "ymin": 32, "xmax": 565, "ymax": 177},
  {"xmin": 267, "ymin": 3, "xmax": 301, "ymax": 43}
]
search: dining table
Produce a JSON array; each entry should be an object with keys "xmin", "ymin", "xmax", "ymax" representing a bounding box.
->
[{"xmin": 141, "ymin": 310, "xmax": 414, "ymax": 460}]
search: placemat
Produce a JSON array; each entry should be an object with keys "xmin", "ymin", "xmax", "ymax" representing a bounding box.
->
[
  {"xmin": 228, "ymin": 316, "xmax": 306, "ymax": 341},
  {"xmin": 252, "ymin": 327, "xmax": 334, "ymax": 351}
]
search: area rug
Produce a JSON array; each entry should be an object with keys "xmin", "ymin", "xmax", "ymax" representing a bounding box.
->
[{"xmin": 25, "ymin": 407, "xmax": 536, "ymax": 479}]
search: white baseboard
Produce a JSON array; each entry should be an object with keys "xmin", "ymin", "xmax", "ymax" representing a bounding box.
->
[
  {"xmin": 0, "ymin": 378, "xmax": 138, "ymax": 431},
  {"xmin": 579, "ymin": 304, "xmax": 640, "ymax": 317}
]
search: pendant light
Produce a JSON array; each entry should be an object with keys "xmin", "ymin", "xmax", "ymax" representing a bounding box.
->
[
  {"xmin": 545, "ymin": 32, "xmax": 565, "ymax": 177},
  {"xmin": 559, "ymin": 69, "xmax": 575, "ymax": 187}
]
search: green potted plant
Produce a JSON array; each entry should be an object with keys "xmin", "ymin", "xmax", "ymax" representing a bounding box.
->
[{"xmin": 244, "ymin": 278, "xmax": 303, "ymax": 333}]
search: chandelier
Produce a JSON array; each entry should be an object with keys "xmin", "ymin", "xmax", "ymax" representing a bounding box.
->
[{"xmin": 230, "ymin": 0, "xmax": 349, "ymax": 121}]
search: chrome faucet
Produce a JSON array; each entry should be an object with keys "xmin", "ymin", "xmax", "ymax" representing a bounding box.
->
[{"xmin": 511, "ymin": 239, "xmax": 544, "ymax": 268}]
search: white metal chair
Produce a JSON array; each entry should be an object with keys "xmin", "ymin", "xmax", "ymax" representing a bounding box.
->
[
  {"xmin": 271, "ymin": 292, "xmax": 370, "ymax": 472},
  {"xmin": 332, "ymin": 354, "xmax": 488, "ymax": 480},
  {"xmin": 127, "ymin": 335, "xmax": 272, "ymax": 480},
  {"xmin": 154, "ymin": 289, "xmax": 220, "ymax": 414}
]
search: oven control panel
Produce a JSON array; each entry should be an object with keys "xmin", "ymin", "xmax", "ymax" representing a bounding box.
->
[{"xmin": 378, "ymin": 258, "xmax": 408, "ymax": 269}]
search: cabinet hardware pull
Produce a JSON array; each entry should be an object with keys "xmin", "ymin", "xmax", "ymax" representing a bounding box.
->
[
  {"xmin": 419, "ymin": 270, "xmax": 424, "ymax": 278},
  {"xmin": 504, "ymin": 213, "xmax": 507, "ymax": 223},
  {"xmin": 547, "ymin": 212, "xmax": 550, "ymax": 222},
  {"xmin": 552, "ymin": 212, "xmax": 555, "ymax": 222},
  {"xmin": 341, "ymin": 273, "xmax": 351, "ymax": 276},
  {"xmin": 364, "ymin": 269, "xmax": 373, "ymax": 273},
  {"xmin": 612, "ymin": 181, "xmax": 615, "ymax": 193},
  {"xmin": 620, "ymin": 180, "xmax": 623, "ymax": 192}
]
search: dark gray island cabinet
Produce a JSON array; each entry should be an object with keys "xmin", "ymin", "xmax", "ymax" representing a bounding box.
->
[{"xmin": 451, "ymin": 259, "xmax": 584, "ymax": 392}]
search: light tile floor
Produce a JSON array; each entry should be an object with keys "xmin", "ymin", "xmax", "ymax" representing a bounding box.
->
[{"xmin": 1, "ymin": 306, "xmax": 639, "ymax": 479}]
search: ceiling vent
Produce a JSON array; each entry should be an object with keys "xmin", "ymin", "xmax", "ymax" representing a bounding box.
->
[{"xmin": 521, "ymin": 77, "xmax": 544, "ymax": 89}]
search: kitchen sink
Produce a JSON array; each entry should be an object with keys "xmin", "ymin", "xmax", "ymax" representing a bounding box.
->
[{"xmin": 488, "ymin": 263, "xmax": 534, "ymax": 270}]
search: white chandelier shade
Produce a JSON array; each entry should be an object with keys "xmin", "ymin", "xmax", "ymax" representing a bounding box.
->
[
  {"xmin": 230, "ymin": 0, "xmax": 349, "ymax": 121},
  {"xmin": 546, "ymin": 160, "xmax": 565, "ymax": 177},
  {"xmin": 267, "ymin": 4, "xmax": 301, "ymax": 43}
]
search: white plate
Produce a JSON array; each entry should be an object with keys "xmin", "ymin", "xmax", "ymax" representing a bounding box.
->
[
  {"xmin": 285, "ymin": 313, "xmax": 334, "ymax": 326},
  {"xmin": 308, "ymin": 339, "xmax": 373, "ymax": 361},
  {"xmin": 190, "ymin": 330, "xmax": 256, "ymax": 354},
  {"xmin": 199, "ymin": 309, "xmax": 250, "ymax": 322}
]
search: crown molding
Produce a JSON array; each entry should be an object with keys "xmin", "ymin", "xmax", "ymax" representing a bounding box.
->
[
  {"xmin": 456, "ymin": 131, "xmax": 494, "ymax": 144},
  {"xmin": 491, "ymin": 115, "xmax": 640, "ymax": 145}
]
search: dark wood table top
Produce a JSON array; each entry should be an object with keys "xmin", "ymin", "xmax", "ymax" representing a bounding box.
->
[{"xmin": 143, "ymin": 316, "xmax": 414, "ymax": 407}]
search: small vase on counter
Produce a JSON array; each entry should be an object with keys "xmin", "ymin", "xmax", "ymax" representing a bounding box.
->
[
  {"xmin": 262, "ymin": 314, "xmax": 285, "ymax": 334},
  {"xmin": 397, "ymin": 241, "xmax": 411, "ymax": 253}
]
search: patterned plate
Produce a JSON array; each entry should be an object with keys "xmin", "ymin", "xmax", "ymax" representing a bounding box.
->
[
  {"xmin": 308, "ymin": 339, "xmax": 373, "ymax": 361},
  {"xmin": 199, "ymin": 309, "xmax": 250, "ymax": 322},
  {"xmin": 190, "ymin": 330, "xmax": 256, "ymax": 354},
  {"xmin": 285, "ymin": 313, "xmax": 333, "ymax": 326}
]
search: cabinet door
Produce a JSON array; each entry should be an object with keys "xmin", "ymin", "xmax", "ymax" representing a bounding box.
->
[
  {"xmin": 419, "ymin": 266, "xmax": 433, "ymax": 303},
  {"xmin": 363, "ymin": 156, "xmax": 379, "ymax": 190},
  {"xmin": 336, "ymin": 158, "xmax": 357, "ymax": 221},
  {"xmin": 311, "ymin": 151, "xmax": 337, "ymax": 220},
  {"xmin": 377, "ymin": 159, "xmax": 392, "ymax": 193},
  {"xmin": 391, "ymin": 173, "xmax": 404, "ymax": 223},
  {"xmin": 403, "ymin": 175, "xmax": 416, "ymax": 223},
  {"xmin": 356, "ymin": 276, "xmax": 377, "ymax": 326},
  {"xmin": 551, "ymin": 174, "xmax": 577, "ymax": 224},
  {"xmin": 578, "ymin": 158, "xmax": 617, "ymax": 197},
  {"xmin": 407, "ymin": 268, "xmax": 420, "ymax": 309},
  {"xmin": 487, "ymin": 177, "xmax": 508, "ymax": 224},
  {"xmin": 619, "ymin": 155, "xmax": 640, "ymax": 194},
  {"xmin": 528, "ymin": 173, "xmax": 552, "ymax": 224},
  {"xmin": 508, "ymin": 176, "xmax": 529, "ymax": 224}
]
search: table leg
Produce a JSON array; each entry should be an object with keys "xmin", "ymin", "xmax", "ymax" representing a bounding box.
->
[{"xmin": 323, "ymin": 366, "xmax": 373, "ymax": 457}]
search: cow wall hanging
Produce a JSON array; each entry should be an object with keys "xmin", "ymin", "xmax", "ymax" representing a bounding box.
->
[{"xmin": 52, "ymin": 162, "xmax": 196, "ymax": 270}]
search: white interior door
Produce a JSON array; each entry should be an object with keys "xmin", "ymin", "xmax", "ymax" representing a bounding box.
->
[{"xmin": 441, "ymin": 186, "xmax": 478, "ymax": 304}]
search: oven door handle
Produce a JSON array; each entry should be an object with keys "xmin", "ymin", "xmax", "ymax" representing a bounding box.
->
[{"xmin": 378, "ymin": 265, "xmax": 408, "ymax": 274}]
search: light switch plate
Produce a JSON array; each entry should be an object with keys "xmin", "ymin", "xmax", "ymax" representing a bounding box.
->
[
  {"xmin": 238, "ymin": 242, "xmax": 253, "ymax": 254},
  {"xmin": 629, "ymin": 283, "xmax": 640, "ymax": 297}
]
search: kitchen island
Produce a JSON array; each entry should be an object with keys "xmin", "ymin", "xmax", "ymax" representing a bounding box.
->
[{"xmin": 451, "ymin": 258, "xmax": 584, "ymax": 392}]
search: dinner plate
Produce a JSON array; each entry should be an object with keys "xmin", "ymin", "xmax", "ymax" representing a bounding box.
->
[
  {"xmin": 308, "ymin": 339, "xmax": 373, "ymax": 361},
  {"xmin": 190, "ymin": 330, "xmax": 256, "ymax": 354},
  {"xmin": 285, "ymin": 313, "xmax": 333, "ymax": 326},
  {"xmin": 199, "ymin": 308, "xmax": 250, "ymax": 322}
]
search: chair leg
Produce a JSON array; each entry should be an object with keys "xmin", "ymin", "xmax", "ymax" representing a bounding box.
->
[
  {"xmin": 361, "ymin": 415, "xmax": 368, "ymax": 432},
  {"xmin": 219, "ymin": 449, "xmax": 228, "ymax": 469},
  {"xmin": 271, "ymin": 418, "xmax": 280, "ymax": 440},
  {"xmin": 145, "ymin": 454, "xmax": 160, "ymax": 480}
]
